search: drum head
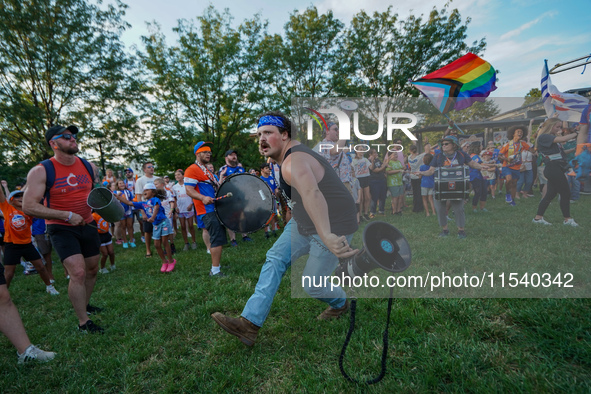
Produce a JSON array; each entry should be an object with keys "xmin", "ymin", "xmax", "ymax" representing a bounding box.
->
[{"xmin": 215, "ymin": 173, "xmax": 275, "ymax": 233}]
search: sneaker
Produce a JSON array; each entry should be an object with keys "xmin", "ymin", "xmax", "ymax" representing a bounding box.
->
[
  {"xmin": 211, "ymin": 313, "xmax": 259, "ymax": 346},
  {"xmin": 99, "ymin": 268, "xmax": 109, "ymax": 274},
  {"xmin": 481, "ymin": 208, "xmax": 489, "ymax": 212},
  {"xmin": 78, "ymin": 320, "xmax": 104, "ymax": 334},
  {"xmin": 457, "ymin": 230, "xmax": 467, "ymax": 239},
  {"xmin": 473, "ymin": 209, "xmax": 478, "ymax": 213},
  {"xmin": 141, "ymin": 236, "xmax": 145, "ymax": 243},
  {"xmin": 505, "ymin": 194, "xmax": 512, "ymax": 203},
  {"xmin": 183, "ymin": 243, "xmax": 190, "ymax": 251},
  {"xmin": 49, "ymin": 279, "xmax": 55, "ymax": 284},
  {"xmin": 242, "ymin": 236, "xmax": 253, "ymax": 242},
  {"xmin": 130, "ymin": 242, "xmax": 137, "ymax": 248},
  {"xmin": 230, "ymin": 240, "xmax": 238, "ymax": 247},
  {"xmin": 564, "ymin": 218, "xmax": 579, "ymax": 227},
  {"xmin": 209, "ymin": 270, "xmax": 226, "ymax": 277},
  {"xmin": 46, "ymin": 285, "xmax": 59, "ymax": 295},
  {"xmin": 110, "ymin": 265, "xmax": 116, "ymax": 272},
  {"xmin": 509, "ymin": 201, "xmax": 516, "ymax": 206},
  {"xmin": 160, "ymin": 262, "xmax": 169, "ymax": 273},
  {"xmin": 532, "ymin": 218, "xmax": 552, "ymax": 225},
  {"xmin": 265, "ymin": 231, "xmax": 270, "ymax": 239},
  {"xmin": 368, "ymin": 213, "xmax": 376, "ymax": 219},
  {"xmin": 116, "ymin": 239, "xmax": 123, "ymax": 245},
  {"xmin": 363, "ymin": 214, "xmax": 371, "ymax": 221},
  {"xmin": 191, "ymin": 243, "xmax": 197, "ymax": 250},
  {"xmin": 122, "ymin": 243, "xmax": 129, "ymax": 249},
  {"xmin": 317, "ymin": 300, "xmax": 350, "ymax": 320},
  {"xmin": 17, "ymin": 345, "xmax": 56, "ymax": 364},
  {"xmin": 166, "ymin": 259, "xmax": 176, "ymax": 272},
  {"xmin": 207, "ymin": 249, "xmax": 211, "ymax": 255},
  {"xmin": 378, "ymin": 211, "xmax": 386, "ymax": 216},
  {"xmin": 438, "ymin": 230, "xmax": 450, "ymax": 237}
]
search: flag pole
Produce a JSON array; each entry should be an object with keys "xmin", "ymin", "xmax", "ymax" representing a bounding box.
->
[{"xmin": 442, "ymin": 113, "xmax": 465, "ymax": 135}]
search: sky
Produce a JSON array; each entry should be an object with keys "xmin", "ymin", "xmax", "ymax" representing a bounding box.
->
[{"xmin": 118, "ymin": 0, "xmax": 591, "ymax": 106}]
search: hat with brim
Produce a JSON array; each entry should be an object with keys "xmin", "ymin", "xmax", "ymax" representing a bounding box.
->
[
  {"xmin": 8, "ymin": 190, "xmax": 24, "ymax": 201},
  {"xmin": 224, "ymin": 149, "xmax": 238, "ymax": 157},
  {"xmin": 442, "ymin": 135, "xmax": 460, "ymax": 148},
  {"xmin": 143, "ymin": 183, "xmax": 157, "ymax": 191},
  {"xmin": 194, "ymin": 141, "xmax": 213, "ymax": 154},
  {"xmin": 45, "ymin": 125, "xmax": 79, "ymax": 144}
]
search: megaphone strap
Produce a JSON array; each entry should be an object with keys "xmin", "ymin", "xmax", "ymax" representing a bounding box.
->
[{"xmin": 338, "ymin": 287, "xmax": 394, "ymax": 385}]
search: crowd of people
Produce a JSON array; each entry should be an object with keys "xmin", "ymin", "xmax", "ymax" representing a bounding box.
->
[{"xmin": 1, "ymin": 106, "xmax": 589, "ymax": 361}]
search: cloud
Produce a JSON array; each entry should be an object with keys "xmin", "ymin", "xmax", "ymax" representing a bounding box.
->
[{"xmin": 499, "ymin": 11, "xmax": 558, "ymax": 40}]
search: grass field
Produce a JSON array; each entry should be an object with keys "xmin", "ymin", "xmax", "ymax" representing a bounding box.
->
[{"xmin": 1, "ymin": 192, "xmax": 590, "ymax": 392}]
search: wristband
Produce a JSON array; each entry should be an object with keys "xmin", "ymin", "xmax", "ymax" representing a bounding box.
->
[{"xmin": 65, "ymin": 211, "xmax": 73, "ymax": 222}]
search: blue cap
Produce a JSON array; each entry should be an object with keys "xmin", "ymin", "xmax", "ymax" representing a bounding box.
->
[
  {"xmin": 442, "ymin": 135, "xmax": 460, "ymax": 148},
  {"xmin": 194, "ymin": 141, "xmax": 213, "ymax": 154},
  {"xmin": 8, "ymin": 190, "xmax": 24, "ymax": 201}
]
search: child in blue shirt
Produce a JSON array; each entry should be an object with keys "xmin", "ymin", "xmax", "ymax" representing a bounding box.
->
[
  {"xmin": 116, "ymin": 183, "xmax": 175, "ymax": 272},
  {"xmin": 419, "ymin": 153, "xmax": 436, "ymax": 217}
]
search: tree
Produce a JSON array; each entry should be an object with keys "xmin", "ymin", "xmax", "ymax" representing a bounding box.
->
[
  {"xmin": 334, "ymin": 6, "xmax": 486, "ymax": 98},
  {"xmin": 0, "ymin": 0, "xmax": 141, "ymax": 165},
  {"xmin": 524, "ymin": 88, "xmax": 542, "ymax": 106},
  {"xmin": 140, "ymin": 7, "xmax": 272, "ymax": 170}
]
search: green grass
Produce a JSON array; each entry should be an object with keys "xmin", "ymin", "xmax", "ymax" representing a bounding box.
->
[{"xmin": 1, "ymin": 193, "xmax": 590, "ymax": 392}]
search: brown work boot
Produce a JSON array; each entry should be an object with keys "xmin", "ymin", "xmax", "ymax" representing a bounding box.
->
[
  {"xmin": 317, "ymin": 300, "xmax": 350, "ymax": 320},
  {"xmin": 211, "ymin": 313, "xmax": 259, "ymax": 346}
]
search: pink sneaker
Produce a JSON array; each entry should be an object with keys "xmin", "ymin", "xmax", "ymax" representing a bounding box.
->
[
  {"xmin": 166, "ymin": 259, "xmax": 176, "ymax": 272},
  {"xmin": 160, "ymin": 262, "xmax": 169, "ymax": 272}
]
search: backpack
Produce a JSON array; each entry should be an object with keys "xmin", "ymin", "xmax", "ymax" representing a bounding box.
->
[{"xmin": 40, "ymin": 157, "xmax": 94, "ymax": 207}]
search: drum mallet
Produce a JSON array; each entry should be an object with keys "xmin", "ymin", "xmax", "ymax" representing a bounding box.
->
[{"xmin": 213, "ymin": 192, "xmax": 233, "ymax": 201}]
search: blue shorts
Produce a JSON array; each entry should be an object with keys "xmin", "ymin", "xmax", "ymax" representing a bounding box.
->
[
  {"xmin": 488, "ymin": 179, "xmax": 496, "ymax": 186},
  {"xmin": 152, "ymin": 218, "xmax": 174, "ymax": 241},
  {"xmin": 501, "ymin": 167, "xmax": 520, "ymax": 179},
  {"xmin": 196, "ymin": 215, "xmax": 205, "ymax": 229}
]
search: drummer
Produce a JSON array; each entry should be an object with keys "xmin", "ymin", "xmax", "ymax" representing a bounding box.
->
[
  {"xmin": 184, "ymin": 142, "xmax": 227, "ymax": 277},
  {"xmin": 416, "ymin": 135, "xmax": 491, "ymax": 239},
  {"xmin": 211, "ymin": 111, "xmax": 359, "ymax": 347},
  {"xmin": 219, "ymin": 149, "xmax": 253, "ymax": 245}
]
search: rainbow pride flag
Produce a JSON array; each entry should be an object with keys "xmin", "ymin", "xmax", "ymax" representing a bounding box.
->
[{"xmin": 411, "ymin": 53, "xmax": 497, "ymax": 114}]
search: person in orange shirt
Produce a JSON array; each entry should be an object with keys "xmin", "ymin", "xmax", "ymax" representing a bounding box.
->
[
  {"xmin": 498, "ymin": 125, "xmax": 532, "ymax": 206},
  {"xmin": 0, "ymin": 183, "xmax": 58, "ymax": 295},
  {"xmin": 92, "ymin": 212, "xmax": 115, "ymax": 273}
]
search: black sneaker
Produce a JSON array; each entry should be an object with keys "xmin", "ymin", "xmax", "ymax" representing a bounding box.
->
[
  {"xmin": 86, "ymin": 304, "xmax": 103, "ymax": 315},
  {"xmin": 78, "ymin": 320, "xmax": 104, "ymax": 334}
]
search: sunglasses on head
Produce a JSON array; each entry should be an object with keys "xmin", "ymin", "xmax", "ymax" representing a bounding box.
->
[{"xmin": 52, "ymin": 133, "xmax": 77, "ymax": 141}]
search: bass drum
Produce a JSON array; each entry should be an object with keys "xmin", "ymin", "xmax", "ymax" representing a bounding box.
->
[{"xmin": 214, "ymin": 173, "xmax": 275, "ymax": 233}]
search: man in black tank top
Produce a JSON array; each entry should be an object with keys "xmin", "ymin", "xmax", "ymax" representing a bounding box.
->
[{"xmin": 211, "ymin": 111, "xmax": 359, "ymax": 346}]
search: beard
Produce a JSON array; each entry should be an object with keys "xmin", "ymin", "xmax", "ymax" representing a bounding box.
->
[
  {"xmin": 62, "ymin": 145, "xmax": 79, "ymax": 155},
  {"xmin": 227, "ymin": 158, "xmax": 238, "ymax": 167}
]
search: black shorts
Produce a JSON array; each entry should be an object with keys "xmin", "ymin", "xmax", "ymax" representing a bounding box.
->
[
  {"xmin": 3, "ymin": 242, "xmax": 41, "ymax": 266},
  {"xmin": 0, "ymin": 264, "xmax": 5, "ymax": 286},
  {"xmin": 201, "ymin": 212, "xmax": 227, "ymax": 248},
  {"xmin": 99, "ymin": 232, "xmax": 113, "ymax": 246},
  {"xmin": 47, "ymin": 222, "xmax": 100, "ymax": 261},
  {"xmin": 0, "ymin": 231, "xmax": 4, "ymax": 246},
  {"xmin": 358, "ymin": 176, "xmax": 371, "ymax": 189},
  {"xmin": 143, "ymin": 221, "xmax": 153, "ymax": 234}
]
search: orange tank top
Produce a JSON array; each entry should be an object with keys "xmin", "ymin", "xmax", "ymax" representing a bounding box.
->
[{"xmin": 45, "ymin": 157, "xmax": 94, "ymax": 226}]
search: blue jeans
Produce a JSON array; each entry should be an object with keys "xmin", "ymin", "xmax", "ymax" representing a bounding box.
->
[
  {"xmin": 517, "ymin": 169, "xmax": 533, "ymax": 193},
  {"xmin": 568, "ymin": 175, "xmax": 580, "ymax": 200},
  {"xmin": 241, "ymin": 219, "xmax": 353, "ymax": 327}
]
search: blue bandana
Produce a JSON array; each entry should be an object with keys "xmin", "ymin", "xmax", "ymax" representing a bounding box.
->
[{"xmin": 258, "ymin": 115, "xmax": 285, "ymax": 129}]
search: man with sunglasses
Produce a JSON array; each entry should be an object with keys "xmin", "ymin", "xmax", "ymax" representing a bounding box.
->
[{"xmin": 22, "ymin": 125, "xmax": 104, "ymax": 333}]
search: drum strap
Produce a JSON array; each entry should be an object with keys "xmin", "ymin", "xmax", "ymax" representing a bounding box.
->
[{"xmin": 195, "ymin": 160, "xmax": 220, "ymax": 190}]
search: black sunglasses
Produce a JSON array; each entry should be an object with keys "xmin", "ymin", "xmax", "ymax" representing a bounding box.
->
[{"xmin": 52, "ymin": 133, "xmax": 77, "ymax": 141}]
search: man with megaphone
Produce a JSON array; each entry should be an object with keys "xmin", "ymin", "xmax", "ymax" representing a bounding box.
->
[{"xmin": 211, "ymin": 111, "xmax": 359, "ymax": 346}]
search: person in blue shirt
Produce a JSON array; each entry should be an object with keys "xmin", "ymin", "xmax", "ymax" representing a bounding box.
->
[
  {"xmin": 219, "ymin": 149, "xmax": 253, "ymax": 245},
  {"xmin": 260, "ymin": 163, "xmax": 278, "ymax": 238},
  {"xmin": 419, "ymin": 153, "xmax": 436, "ymax": 217},
  {"xmin": 116, "ymin": 183, "xmax": 176, "ymax": 272}
]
